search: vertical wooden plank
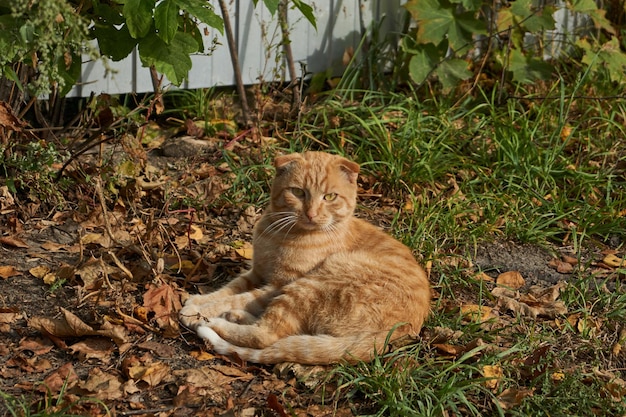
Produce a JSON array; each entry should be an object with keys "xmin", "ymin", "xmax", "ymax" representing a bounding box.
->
[{"xmin": 68, "ymin": 0, "xmax": 407, "ymax": 97}]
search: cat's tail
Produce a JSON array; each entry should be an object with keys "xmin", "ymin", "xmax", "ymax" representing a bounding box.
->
[{"xmin": 197, "ymin": 326, "xmax": 391, "ymax": 365}]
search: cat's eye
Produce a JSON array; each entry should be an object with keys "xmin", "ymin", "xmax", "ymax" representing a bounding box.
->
[
  {"xmin": 290, "ymin": 188, "xmax": 305, "ymax": 198},
  {"xmin": 323, "ymin": 193, "xmax": 337, "ymax": 201}
]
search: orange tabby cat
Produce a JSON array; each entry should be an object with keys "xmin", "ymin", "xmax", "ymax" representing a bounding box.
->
[{"xmin": 179, "ymin": 151, "xmax": 430, "ymax": 364}]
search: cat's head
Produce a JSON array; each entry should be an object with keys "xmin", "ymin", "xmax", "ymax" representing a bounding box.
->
[{"xmin": 267, "ymin": 152, "xmax": 360, "ymax": 233}]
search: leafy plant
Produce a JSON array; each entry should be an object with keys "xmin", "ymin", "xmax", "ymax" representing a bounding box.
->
[
  {"xmin": 253, "ymin": 0, "xmax": 316, "ymax": 29},
  {"xmin": 402, "ymin": 0, "xmax": 625, "ymax": 89},
  {"xmin": 0, "ymin": 0, "xmax": 95, "ymax": 96},
  {"xmin": 87, "ymin": 0, "xmax": 224, "ymax": 86}
]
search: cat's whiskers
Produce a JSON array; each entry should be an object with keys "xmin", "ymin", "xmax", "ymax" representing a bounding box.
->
[
  {"xmin": 259, "ymin": 212, "xmax": 298, "ymax": 239},
  {"xmin": 323, "ymin": 221, "xmax": 342, "ymax": 243}
]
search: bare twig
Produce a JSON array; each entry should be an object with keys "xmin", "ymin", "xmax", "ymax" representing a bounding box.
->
[
  {"xmin": 218, "ymin": 0, "xmax": 252, "ymax": 127},
  {"xmin": 278, "ymin": 0, "xmax": 301, "ymax": 112}
]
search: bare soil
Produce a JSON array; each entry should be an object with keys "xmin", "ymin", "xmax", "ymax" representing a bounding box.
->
[{"xmin": 0, "ymin": 136, "xmax": 621, "ymax": 416}]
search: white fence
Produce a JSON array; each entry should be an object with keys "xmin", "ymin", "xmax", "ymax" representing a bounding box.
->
[
  {"xmin": 69, "ymin": 0, "xmax": 403, "ymax": 97},
  {"xmin": 69, "ymin": 0, "xmax": 590, "ymax": 98}
]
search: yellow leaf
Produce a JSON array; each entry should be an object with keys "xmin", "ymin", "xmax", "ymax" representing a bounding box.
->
[
  {"xmin": 29, "ymin": 265, "xmax": 51, "ymax": 279},
  {"xmin": 43, "ymin": 272, "xmax": 57, "ymax": 285},
  {"xmin": 190, "ymin": 350, "xmax": 216, "ymax": 361},
  {"xmin": 496, "ymin": 271, "xmax": 525, "ymax": 289},
  {"xmin": 171, "ymin": 259, "xmax": 196, "ymax": 275},
  {"xmin": 189, "ymin": 224, "xmax": 204, "ymax": 242},
  {"xmin": 603, "ymin": 254, "xmax": 625, "ymax": 268},
  {"xmin": 460, "ymin": 304, "xmax": 493, "ymax": 322},
  {"xmin": 482, "ymin": 365, "xmax": 504, "ymax": 390},
  {"xmin": 560, "ymin": 125, "xmax": 572, "ymax": 141},
  {"xmin": 235, "ymin": 242, "xmax": 253, "ymax": 260}
]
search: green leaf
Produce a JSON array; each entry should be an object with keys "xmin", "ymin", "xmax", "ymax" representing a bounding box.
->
[
  {"xmin": 292, "ymin": 0, "xmax": 317, "ymax": 30},
  {"xmin": 123, "ymin": 0, "xmax": 154, "ymax": 39},
  {"xmin": 577, "ymin": 37, "xmax": 626, "ymax": 83},
  {"xmin": 408, "ymin": 43, "xmax": 441, "ymax": 84},
  {"xmin": 510, "ymin": 0, "xmax": 555, "ymax": 32},
  {"xmin": 2, "ymin": 66, "xmax": 24, "ymax": 92},
  {"xmin": 155, "ymin": 0, "xmax": 179, "ymax": 44},
  {"xmin": 175, "ymin": 0, "xmax": 224, "ymax": 34},
  {"xmin": 93, "ymin": 3, "xmax": 125, "ymax": 26},
  {"xmin": 437, "ymin": 58, "xmax": 472, "ymax": 89},
  {"xmin": 260, "ymin": 0, "xmax": 280, "ymax": 15},
  {"xmin": 92, "ymin": 24, "xmax": 138, "ymax": 61},
  {"xmin": 138, "ymin": 31, "xmax": 199, "ymax": 85},
  {"xmin": 404, "ymin": 0, "xmax": 485, "ymax": 50},
  {"xmin": 449, "ymin": 0, "xmax": 482, "ymax": 12},
  {"xmin": 508, "ymin": 49, "xmax": 552, "ymax": 83}
]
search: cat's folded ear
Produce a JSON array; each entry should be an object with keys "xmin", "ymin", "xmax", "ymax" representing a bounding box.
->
[
  {"xmin": 274, "ymin": 153, "xmax": 303, "ymax": 174},
  {"xmin": 337, "ymin": 157, "xmax": 360, "ymax": 184}
]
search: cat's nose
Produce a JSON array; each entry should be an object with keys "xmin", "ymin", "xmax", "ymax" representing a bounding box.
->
[{"xmin": 306, "ymin": 209, "xmax": 317, "ymax": 221}]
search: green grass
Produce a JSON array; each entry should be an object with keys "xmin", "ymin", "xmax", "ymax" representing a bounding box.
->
[
  {"xmin": 287, "ymin": 73, "xmax": 626, "ymax": 416},
  {"xmin": 0, "ymin": 382, "xmax": 109, "ymax": 417}
]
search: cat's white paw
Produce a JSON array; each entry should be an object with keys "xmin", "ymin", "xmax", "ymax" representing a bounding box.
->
[
  {"xmin": 197, "ymin": 322, "xmax": 230, "ymax": 354},
  {"xmin": 179, "ymin": 303, "xmax": 207, "ymax": 329}
]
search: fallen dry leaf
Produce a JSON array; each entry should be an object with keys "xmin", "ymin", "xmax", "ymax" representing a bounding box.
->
[
  {"xmin": 69, "ymin": 338, "xmax": 116, "ymax": 362},
  {"xmin": 0, "ymin": 265, "xmax": 21, "ymax": 279},
  {"xmin": 235, "ymin": 243, "xmax": 254, "ymax": 260},
  {"xmin": 497, "ymin": 387, "xmax": 534, "ymax": 410},
  {"xmin": 496, "ymin": 271, "xmax": 525, "ymax": 289},
  {"xmin": 79, "ymin": 368, "xmax": 124, "ymax": 400},
  {"xmin": 548, "ymin": 258, "xmax": 574, "ymax": 274},
  {"xmin": 474, "ymin": 272, "xmax": 494, "ymax": 282},
  {"xmin": 482, "ymin": 364, "xmax": 504, "ymax": 390},
  {"xmin": 190, "ymin": 350, "xmax": 216, "ymax": 361},
  {"xmin": 6, "ymin": 353, "xmax": 52, "ymax": 374},
  {"xmin": 0, "ymin": 185, "xmax": 16, "ymax": 211},
  {"xmin": 18, "ymin": 337, "xmax": 54, "ymax": 355},
  {"xmin": 75, "ymin": 257, "xmax": 119, "ymax": 290},
  {"xmin": 518, "ymin": 345, "xmax": 551, "ymax": 379},
  {"xmin": 0, "ymin": 236, "xmax": 29, "ymax": 248},
  {"xmin": 561, "ymin": 255, "xmax": 578, "ymax": 265},
  {"xmin": 29, "ymin": 307, "xmax": 128, "ymax": 345},
  {"xmin": 267, "ymin": 393, "xmax": 289, "ymax": 417},
  {"xmin": 29, "ymin": 265, "xmax": 50, "ymax": 279},
  {"xmin": 40, "ymin": 241, "xmax": 80, "ymax": 253},
  {"xmin": 0, "ymin": 308, "xmax": 21, "ymax": 333},
  {"xmin": 603, "ymin": 254, "xmax": 625, "ymax": 268},
  {"xmin": 612, "ymin": 328, "xmax": 626, "ymax": 356},
  {"xmin": 38, "ymin": 363, "xmax": 79, "ymax": 394},
  {"xmin": 126, "ymin": 360, "xmax": 172, "ymax": 387},
  {"xmin": 137, "ymin": 340, "xmax": 176, "ymax": 358},
  {"xmin": 189, "ymin": 224, "xmax": 204, "ymax": 242},
  {"xmin": 143, "ymin": 283, "xmax": 182, "ymax": 337},
  {"xmin": 492, "ymin": 285, "xmax": 567, "ymax": 319},
  {"xmin": 460, "ymin": 304, "xmax": 494, "ymax": 323}
]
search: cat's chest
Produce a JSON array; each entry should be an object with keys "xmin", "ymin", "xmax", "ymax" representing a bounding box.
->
[{"xmin": 253, "ymin": 235, "xmax": 342, "ymax": 284}]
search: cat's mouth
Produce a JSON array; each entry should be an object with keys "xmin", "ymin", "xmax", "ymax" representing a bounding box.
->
[{"xmin": 296, "ymin": 216, "xmax": 330, "ymax": 231}]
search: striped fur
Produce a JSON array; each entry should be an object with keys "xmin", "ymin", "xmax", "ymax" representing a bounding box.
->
[{"xmin": 179, "ymin": 151, "xmax": 431, "ymax": 364}]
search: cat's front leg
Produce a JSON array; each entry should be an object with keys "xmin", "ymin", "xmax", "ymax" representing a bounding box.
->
[
  {"xmin": 220, "ymin": 309, "xmax": 258, "ymax": 324},
  {"xmin": 183, "ymin": 269, "xmax": 260, "ymax": 307},
  {"xmin": 180, "ymin": 282, "xmax": 278, "ymax": 330},
  {"xmin": 200, "ymin": 317, "xmax": 281, "ymax": 349}
]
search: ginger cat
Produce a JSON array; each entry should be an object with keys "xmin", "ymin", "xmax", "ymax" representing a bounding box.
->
[{"xmin": 179, "ymin": 151, "xmax": 430, "ymax": 365}]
